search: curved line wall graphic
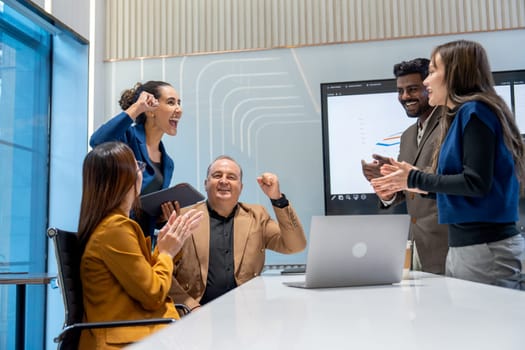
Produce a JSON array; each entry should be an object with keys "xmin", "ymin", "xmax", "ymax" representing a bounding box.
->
[
  {"xmin": 247, "ymin": 112, "xmax": 304, "ymax": 157},
  {"xmin": 239, "ymin": 101, "xmax": 302, "ymax": 153},
  {"xmin": 220, "ymin": 84, "xmax": 295, "ymax": 153},
  {"xmin": 194, "ymin": 56, "xmax": 281, "ymax": 179}
]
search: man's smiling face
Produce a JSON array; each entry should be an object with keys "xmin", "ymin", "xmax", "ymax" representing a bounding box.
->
[
  {"xmin": 396, "ymin": 73, "xmax": 431, "ymax": 118},
  {"xmin": 205, "ymin": 158, "xmax": 243, "ymax": 214}
]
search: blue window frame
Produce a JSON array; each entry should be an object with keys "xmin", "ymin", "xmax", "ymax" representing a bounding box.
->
[{"xmin": 0, "ymin": 1, "xmax": 51, "ymax": 348}]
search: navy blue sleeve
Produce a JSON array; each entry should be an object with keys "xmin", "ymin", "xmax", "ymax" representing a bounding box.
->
[
  {"xmin": 89, "ymin": 112, "xmax": 134, "ymax": 147},
  {"xmin": 408, "ymin": 114, "xmax": 495, "ymax": 197}
]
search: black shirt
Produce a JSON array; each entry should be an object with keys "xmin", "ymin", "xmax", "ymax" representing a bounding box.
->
[{"xmin": 200, "ymin": 202, "xmax": 237, "ymax": 305}]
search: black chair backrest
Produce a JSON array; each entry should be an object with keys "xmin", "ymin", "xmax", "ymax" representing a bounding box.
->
[{"xmin": 47, "ymin": 227, "xmax": 84, "ymax": 349}]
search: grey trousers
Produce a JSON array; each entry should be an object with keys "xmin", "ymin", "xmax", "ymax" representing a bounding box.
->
[{"xmin": 446, "ymin": 234, "xmax": 525, "ymax": 290}]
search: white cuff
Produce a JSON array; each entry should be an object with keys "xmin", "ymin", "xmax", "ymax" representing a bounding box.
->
[{"xmin": 380, "ymin": 193, "xmax": 397, "ymax": 207}]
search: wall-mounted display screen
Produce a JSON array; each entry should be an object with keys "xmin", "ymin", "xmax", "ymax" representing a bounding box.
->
[{"xmin": 321, "ymin": 70, "xmax": 525, "ymax": 215}]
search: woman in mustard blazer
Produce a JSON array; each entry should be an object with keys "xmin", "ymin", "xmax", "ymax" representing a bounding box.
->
[{"xmin": 77, "ymin": 141, "xmax": 203, "ymax": 349}]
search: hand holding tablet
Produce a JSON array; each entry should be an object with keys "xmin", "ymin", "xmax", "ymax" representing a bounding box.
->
[{"xmin": 140, "ymin": 183, "xmax": 205, "ymax": 217}]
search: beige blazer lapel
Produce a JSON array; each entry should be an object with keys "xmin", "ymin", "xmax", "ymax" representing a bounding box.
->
[
  {"xmin": 232, "ymin": 205, "xmax": 253, "ymax": 275},
  {"xmin": 190, "ymin": 202, "xmax": 211, "ymax": 286}
]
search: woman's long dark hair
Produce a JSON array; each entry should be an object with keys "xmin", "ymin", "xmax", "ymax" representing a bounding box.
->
[
  {"xmin": 77, "ymin": 142, "xmax": 140, "ymax": 255},
  {"xmin": 430, "ymin": 40, "xmax": 525, "ymax": 188}
]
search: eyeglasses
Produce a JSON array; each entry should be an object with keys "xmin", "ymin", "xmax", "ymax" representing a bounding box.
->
[{"xmin": 137, "ymin": 160, "xmax": 146, "ymax": 172}]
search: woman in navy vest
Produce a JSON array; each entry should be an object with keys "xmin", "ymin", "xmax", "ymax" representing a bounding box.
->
[
  {"xmin": 91, "ymin": 81, "xmax": 182, "ymax": 240},
  {"xmin": 372, "ymin": 40, "xmax": 525, "ymax": 289}
]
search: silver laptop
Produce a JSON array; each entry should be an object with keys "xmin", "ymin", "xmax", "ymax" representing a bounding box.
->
[{"xmin": 284, "ymin": 214, "xmax": 409, "ymax": 289}]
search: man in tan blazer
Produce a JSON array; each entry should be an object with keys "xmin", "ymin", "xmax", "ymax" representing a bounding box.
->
[
  {"xmin": 362, "ymin": 58, "xmax": 448, "ymax": 274},
  {"xmin": 169, "ymin": 155, "xmax": 306, "ymax": 310}
]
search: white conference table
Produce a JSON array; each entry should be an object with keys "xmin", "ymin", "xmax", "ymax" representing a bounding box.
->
[{"xmin": 128, "ymin": 271, "xmax": 525, "ymax": 350}]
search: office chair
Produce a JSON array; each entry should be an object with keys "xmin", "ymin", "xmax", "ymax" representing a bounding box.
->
[{"xmin": 47, "ymin": 227, "xmax": 188, "ymax": 350}]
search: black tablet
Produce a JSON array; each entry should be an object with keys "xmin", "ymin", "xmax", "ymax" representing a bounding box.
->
[{"xmin": 140, "ymin": 183, "xmax": 205, "ymax": 217}]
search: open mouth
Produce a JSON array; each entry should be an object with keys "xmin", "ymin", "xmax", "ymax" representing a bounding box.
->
[{"xmin": 169, "ymin": 119, "xmax": 179, "ymax": 128}]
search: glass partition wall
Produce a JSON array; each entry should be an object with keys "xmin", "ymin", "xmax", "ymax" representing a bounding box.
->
[
  {"xmin": 0, "ymin": 2, "xmax": 51, "ymax": 348},
  {"xmin": 0, "ymin": 1, "xmax": 88, "ymax": 348}
]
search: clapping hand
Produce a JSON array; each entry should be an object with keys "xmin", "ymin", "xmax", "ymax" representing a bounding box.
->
[
  {"xmin": 370, "ymin": 158, "xmax": 427, "ymax": 195},
  {"xmin": 361, "ymin": 154, "xmax": 391, "ymax": 181},
  {"xmin": 156, "ymin": 209, "xmax": 204, "ymax": 258}
]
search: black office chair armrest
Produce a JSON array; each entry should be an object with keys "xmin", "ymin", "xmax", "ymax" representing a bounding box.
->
[{"xmin": 54, "ymin": 317, "xmax": 176, "ymax": 343}]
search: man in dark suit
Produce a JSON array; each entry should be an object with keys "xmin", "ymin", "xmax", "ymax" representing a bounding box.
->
[
  {"xmin": 169, "ymin": 155, "xmax": 306, "ymax": 310},
  {"xmin": 362, "ymin": 58, "xmax": 448, "ymax": 274}
]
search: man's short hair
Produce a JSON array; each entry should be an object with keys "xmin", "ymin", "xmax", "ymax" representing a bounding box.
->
[
  {"xmin": 206, "ymin": 155, "xmax": 243, "ymax": 180},
  {"xmin": 393, "ymin": 58, "xmax": 430, "ymax": 80}
]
